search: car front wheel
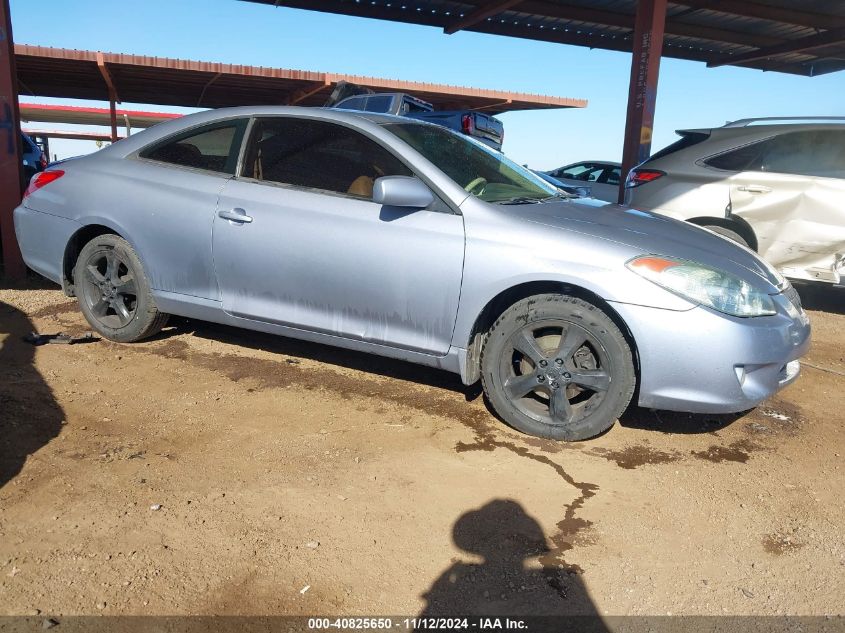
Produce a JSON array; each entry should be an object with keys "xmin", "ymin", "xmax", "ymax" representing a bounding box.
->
[{"xmin": 481, "ymin": 294, "xmax": 636, "ymax": 441}]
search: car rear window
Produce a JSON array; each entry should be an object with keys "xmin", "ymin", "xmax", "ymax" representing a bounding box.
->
[
  {"xmin": 647, "ymin": 131, "xmax": 710, "ymax": 163},
  {"xmin": 140, "ymin": 120, "xmax": 248, "ymax": 174},
  {"xmin": 704, "ymin": 140, "xmax": 768, "ymax": 171}
]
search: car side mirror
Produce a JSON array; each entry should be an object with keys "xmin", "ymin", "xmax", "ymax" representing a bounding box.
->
[{"xmin": 373, "ymin": 176, "xmax": 434, "ymax": 209}]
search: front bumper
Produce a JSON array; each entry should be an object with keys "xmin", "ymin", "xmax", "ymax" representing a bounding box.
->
[{"xmin": 610, "ymin": 292, "xmax": 810, "ymax": 413}]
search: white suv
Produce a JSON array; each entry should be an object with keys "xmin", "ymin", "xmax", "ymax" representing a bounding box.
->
[{"xmin": 625, "ymin": 118, "xmax": 845, "ymax": 284}]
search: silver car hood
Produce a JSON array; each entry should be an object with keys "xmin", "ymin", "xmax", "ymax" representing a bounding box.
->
[{"xmin": 515, "ymin": 197, "xmax": 783, "ymax": 291}]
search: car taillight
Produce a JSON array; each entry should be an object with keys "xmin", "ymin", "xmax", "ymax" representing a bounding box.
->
[
  {"xmin": 461, "ymin": 114, "xmax": 474, "ymax": 135},
  {"xmin": 626, "ymin": 168, "xmax": 665, "ymax": 188},
  {"xmin": 23, "ymin": 170, "xmax": 64, "ymax": 198}
]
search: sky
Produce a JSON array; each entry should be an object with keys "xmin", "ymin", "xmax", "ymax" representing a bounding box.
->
[{"xmin": 10, "ymin": 0, "xmax": 845, "ymax": 169}]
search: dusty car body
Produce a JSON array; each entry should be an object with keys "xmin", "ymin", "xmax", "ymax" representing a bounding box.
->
[
  {"xmin": 625, "ymin": 119, "xmax": 845, "ymax": 284},
  {"xmin": 14, "ymin": 107, "xmax": 810, "ymax": 440}
]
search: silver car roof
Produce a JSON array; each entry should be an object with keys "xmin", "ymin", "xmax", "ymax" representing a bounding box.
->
[{"xmin": 102, "ymin": 105, "xmax": 433, "ymax": 157}]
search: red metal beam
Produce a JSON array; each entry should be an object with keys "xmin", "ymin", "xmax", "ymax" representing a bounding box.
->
[
  {"xmin": 444, "ymin": 0, "xmax": 525, "ymax": 35},
  {"xmin": 96, "ymin": 51, "xmax": 119, "ymax": 101},
  {"xmin": 20, "ymin": 102, "xmax": 181, "ymax": 128},
  {"xmin": 24, "ymin": 129, "xmax": 125, "ymax": 142},
  {"xmin": 107, "ymin": 92, "xmax": 117, "ymax": 142},
  {"xmin": 196, "ymin": 72, "xmax": 222, "ymax": 107},
  {"xmin": 619, "ymin": 0, "xmax": 667, "ymax": 204},
  {"xmin": 286, "ymin": 78, "xmax": 330, "ymax": 105},
  {"xmin": 0, "ymin": 0, "xmax": 25, "ymax": 279},
  {"xmin": 97, "ymin": 51, "xmax": 119, "ymax": 142},
  {"xmin": 471, "ymin": 99, "xmax": 512, "ymax": 112}
]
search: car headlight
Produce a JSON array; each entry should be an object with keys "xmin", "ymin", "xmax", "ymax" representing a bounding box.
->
[{"xmin": 627, "ymin": 256, "xmax": 777, "ymax": 317}]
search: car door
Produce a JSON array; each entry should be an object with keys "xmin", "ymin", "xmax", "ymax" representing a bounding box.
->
[
  {"xmin": 728, "ymin": 130, "xmax": 845, "ymax": 282},
  {"xmin": 212, "ymin": 116, "xmax": 465, "ymax": 355},
  {"xmin": 125, "ymin": 118, "xmax": 248, "ymax": 299}
]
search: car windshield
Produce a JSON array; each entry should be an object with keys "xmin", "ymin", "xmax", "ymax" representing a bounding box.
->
[{"xmin": 382, "ymin": 122, "xmax": 559, "ymax": 203}]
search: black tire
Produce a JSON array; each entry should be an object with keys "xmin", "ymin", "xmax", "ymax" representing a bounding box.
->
[
  {"xmin": 480, "ymin": 294, "xmax": 635, "ymax": 441},
  {"xmin": 703, "ymin": 224, "xmax": 750, "ymax": 249},
  {"xmin": 73, "ymin": 234, "xmax": 168, "ymax": 342}
]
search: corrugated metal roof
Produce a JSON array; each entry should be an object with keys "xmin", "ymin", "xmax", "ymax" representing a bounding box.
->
[
  {"xmin": 240, "ymin": 0, "xmax": 845, "ymax": 76},
  {"xmin": 14, "ymin": 44, "xmax": 586, "ymax": 113}
]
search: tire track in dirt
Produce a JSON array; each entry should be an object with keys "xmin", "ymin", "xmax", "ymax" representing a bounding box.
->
[
  {"xmin": 455, "ymin": 428, "xmax": 597, "ymax": 596},
  {"xmin": 134, "ymin": 336, "xmax": 600, "ymax": 599},
  {"xmin": 108, "ymin": 330, "xmax": 808, "ymax": 601},
  {"xmin": 29, "ymin": 301, "xmax": 78, "ymax": 319}
]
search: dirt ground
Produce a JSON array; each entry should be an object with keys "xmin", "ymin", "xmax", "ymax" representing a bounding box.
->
[{"xmin": 1, "ymin": 278, "xmax": 843, "ymax": 618}]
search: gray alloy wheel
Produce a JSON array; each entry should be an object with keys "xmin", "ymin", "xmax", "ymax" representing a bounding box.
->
[
  {"xmin": 74, "ymin": 234, "xmax": 168, "ymax": 342},
  {"xmin": 481, "ymin": 294, "xmax": 636, "ymax": 441}
]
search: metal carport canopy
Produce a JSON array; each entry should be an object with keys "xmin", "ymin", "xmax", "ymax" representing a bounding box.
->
[
  {"xmin": 241, "ymin": 0, "xmax": 845, "ymax": 76},
  {"xmin": 240, "ymin": 0, "xmax": 845, "ymax": 203},
  {"xmin": 14, "ymin": 44, "xmax": 586, "ymax": 113}
]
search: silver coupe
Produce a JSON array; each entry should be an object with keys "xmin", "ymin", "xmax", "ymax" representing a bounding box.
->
[{"xmin": 14, "ymin": 107, "xmax": 811, "ymax": 440}]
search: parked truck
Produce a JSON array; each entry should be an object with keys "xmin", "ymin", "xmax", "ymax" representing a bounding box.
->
[{"xmin": 329, "ymin": 83, "xmax": 505, "ymax": 150}]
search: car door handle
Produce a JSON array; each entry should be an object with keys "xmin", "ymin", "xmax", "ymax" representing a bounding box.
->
[
  {"xmin": 737, "ymin": 184, "xmax": 772, "ymax": 194},
  {"xmin": 218, "ymin": 208, "xmax": 253, "ymax": 223}
]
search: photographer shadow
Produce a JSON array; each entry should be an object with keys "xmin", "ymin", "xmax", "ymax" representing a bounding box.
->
[
  {"xmin": 418, "ymin": 499, "xmax": 610, "ymax": 631},
  {"xmin": 0, "ymin": 300, "xmax": 64, "ymax": 489}
]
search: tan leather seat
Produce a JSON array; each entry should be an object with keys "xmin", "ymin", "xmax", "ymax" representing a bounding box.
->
[{"xmin": 347, "ymin": 175, "xmax": 374, "ymax": 198}]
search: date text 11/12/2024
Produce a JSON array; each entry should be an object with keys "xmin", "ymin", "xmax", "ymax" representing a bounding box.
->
[{"xmin": 307, "ymin": 618, "xmax": 529, "ymax": 630}]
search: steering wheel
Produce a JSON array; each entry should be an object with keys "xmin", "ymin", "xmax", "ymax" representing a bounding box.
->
[{"xmin": 464, "ymin": 177, "xmax": 488, "ymax": 196}]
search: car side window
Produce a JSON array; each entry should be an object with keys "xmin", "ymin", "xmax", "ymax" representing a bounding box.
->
[
  {"xmin": 703, "ymin": 139, "xmax": 769, "ymax": 172},
  {"xmin": 241, "ymin": 117, "xmax": 413, "ymax": 199},
  {"xmin": 600, "ymin": 167, "xmax": 621, "ymax": 186},
  {"xmin": 335, "ymin": 96, "xmax": 366, "ymax": 111},
  {"xmin": 403, "ymin": 100, "xmax": 430, "ymax": 114},
  {"xmin": 584, "ymin": 166, "xmax": 605, "ymax": 182},
  {"xmin": 363, "ymin": 95, "xmax": 393, "ymax": 113},
  {"xmin": 757, "ymin": 131, "xmax": 845, "ymax": 179},
  {"xmin": 139, "ymin": 120, "xmax": 248, "ymax": 174}
]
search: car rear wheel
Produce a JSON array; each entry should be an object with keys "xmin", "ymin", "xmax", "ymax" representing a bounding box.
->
[
  {"xmin": 74, "ymin": 234, "xmax": 168, "ymax": 342},
  {"xmin": 480, "ymin": 294, "xmax": 635, "ymax": 441}
]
